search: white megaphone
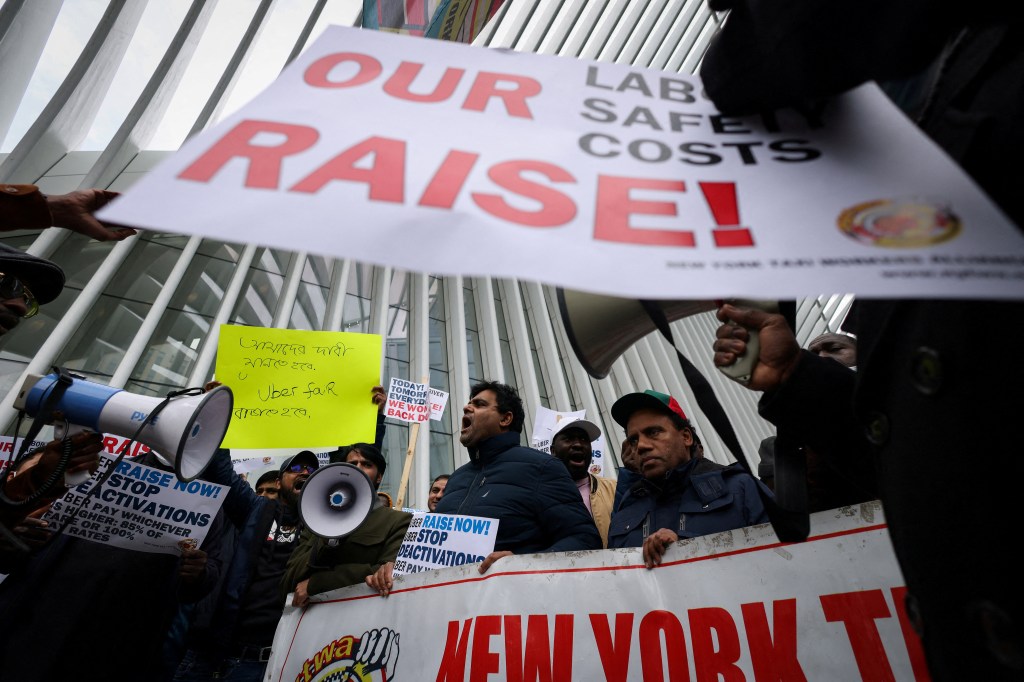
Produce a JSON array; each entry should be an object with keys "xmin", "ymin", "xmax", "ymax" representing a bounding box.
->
[
  {"xmin": 13, "ymin": 372, "xmax": 233, "ymax": 482},
  {"xmin": 299, "ymin": 463, "xmax": 374, "ymax": 539},
  {"xmin": 556, "ymin": 288, "xmax": 778, "ymax": 384}
]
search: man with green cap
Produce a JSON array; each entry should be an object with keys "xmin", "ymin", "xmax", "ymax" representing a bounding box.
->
[{"xmin": 608, "ymin": 390, "xmax": 768, "ymax": 568}]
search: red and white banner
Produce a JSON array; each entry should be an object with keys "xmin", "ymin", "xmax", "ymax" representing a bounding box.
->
[
  {"xmin": 99, "ymin": 26, "xmax": 1024, "ymax": 301},
  {"xmin": 268, "ymin": 501, "xmax": 930, "ymax": 681}
]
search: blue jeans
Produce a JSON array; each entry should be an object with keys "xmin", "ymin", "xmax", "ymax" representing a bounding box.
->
[{"xmin": 173, "ymin": 650, "xmax": 268, "ymax": 682}]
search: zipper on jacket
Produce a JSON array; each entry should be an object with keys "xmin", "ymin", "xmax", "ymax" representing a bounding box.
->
[{"xmin": 458, "ymin": 471, "xmax": 485, "ymax": 514}]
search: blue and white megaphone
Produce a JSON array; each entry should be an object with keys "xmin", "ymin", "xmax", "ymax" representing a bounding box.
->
[{"xmin": 13, "ymin": 373, "xmax": 233, "ymax": 482}]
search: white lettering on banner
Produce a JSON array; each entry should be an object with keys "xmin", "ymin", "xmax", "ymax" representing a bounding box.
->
[
  {"xmin": 267, "ymin": 502, "xmax": 929, "ymax": 681},
  {"xmin": 97, "ymin": 27, "xmax": 1024, "ymax": 301}
]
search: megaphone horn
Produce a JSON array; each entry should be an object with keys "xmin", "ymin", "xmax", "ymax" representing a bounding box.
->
[
  {"xmin": 299, "ymin": 463, "xmax": 374, "ymax": 539},
  {"xmin": 13, "ymin": 373, "xmax": 233, "ymax": 482},
  {"xmin": 556, "ymin": 289, "xmax": 718, "ymax": 379}
]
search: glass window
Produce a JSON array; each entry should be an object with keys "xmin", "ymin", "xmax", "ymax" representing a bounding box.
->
[
  {"xmin": 429, "ymin": 429, "xmax": 454, "ymax": 482},
  {"xmin": 350, "ymin": 263, "xmax": 373, "ymax": 299},
  {"xmin": 290, "ymin": 282, "xmax": 329, "ymax": 330},
  {"xmin": 341, "ymin": 294, "xmax": 370, "ymax": 333},
  {"xmin": 55, "ymin": 295, "xmax": 149, "ymax": 377},
  {"xmin": 168, "ymin": 254, "xmax": 237, "ymax": 317},
  {"xmin": 379, "ymin": 421, "xmax": 409, "ymax": 499},
  {"xmin": 0, "ymin": 358, "xmax": 30, "ymax": 409},
  {"xmin": 106, "ymin": 237, "xmax": 184, "ymax": 304},
  {"xmin": 197, "ymin": 240, "xmax": 245, "ymax": 262},
  {"xmin": 302, "ymin": 255, "xmax": 333, "ymax": 286},
  {"xmin": 130, "ymin": 310, "xmax": 213, "ymax": 386},
  {"xmin": 48, "ymin": 234, "xmax": 119, "ymax": 290},
  {"xmin": 230, "ymin": 264, "xmax": 284, "ymax": 327}
]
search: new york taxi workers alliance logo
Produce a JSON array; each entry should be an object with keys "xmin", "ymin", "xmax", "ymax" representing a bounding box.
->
[
  {"xmin": 837, "ymin": 198, "xmax": 961, "ymax": 248},
  {"xmin": 294, "ymin": 628, "xmax": 399, "ymax": 682}
]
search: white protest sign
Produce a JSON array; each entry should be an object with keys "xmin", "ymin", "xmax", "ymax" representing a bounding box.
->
[
  {"xmin": 530, "ymin": 405, "xmax": 586, "ymax": 454},
  {"xmin": 42, "ymin": 454, "xmax": 227, "ymax": 555},
  {"xmin": 531, "ymin": 405, "xmax": 608, "ymax": 475},
  {"xmin": 99, "ymin": 26, "xmax": 1024, "ymax": 301},
  {"xmin": 384, "ymin": 377, "xmax": 431, "ymax": 423},
  {"xmin": 393, "ymin": 511, "xmax": 499, "ymax": 576},
  {"xmin": 0, "ymin": 433, "xmax": 159, "ymax": 480},
  {"xmin": 267, "ymin": 502, "xmax": 927, "ymax": 681},
  {"xmin": 428, "ymin": 387, "xmax": 449, "ymax": 421}
]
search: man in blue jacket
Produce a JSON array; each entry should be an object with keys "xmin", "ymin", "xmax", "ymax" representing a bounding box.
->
[
  {"xmin": 608, "ymin": 390, "xmax": 768, "ymax": 568},
  {"xmin": 435, "ymin": 381, "xmax": 601, "ymax": 573}
]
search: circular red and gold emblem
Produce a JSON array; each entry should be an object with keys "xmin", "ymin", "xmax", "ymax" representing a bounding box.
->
[{"xmin": 837, "ymin": 198, "xmax": 961, "ymax": 248}]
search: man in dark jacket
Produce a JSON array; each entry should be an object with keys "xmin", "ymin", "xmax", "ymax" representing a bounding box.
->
[
  {"xmin": 435, "ymin": 381, "xmax": 601, "ymax": 573},
  {"xmin": 608, "ymin": 390, "xmax": 768, "ymax": 568},
  {"xmin": 283, "ymin": 443, "xmax": 411, "ymax": 604},
  {"xmin": 701, "ymin": 3, "xmax": 1023, "ymax": 678},
  {"xmin": 0, "ymin": 451, "xmax": 223, "ymax": 682},
  {"xmin": 173, "ymin": 449, "xmax": 318, "ymax": 682}
]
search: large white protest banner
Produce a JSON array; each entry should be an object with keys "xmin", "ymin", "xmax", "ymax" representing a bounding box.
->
[
  {"xmin": 98, "ymin": 26, "xmax": 1024, "ymax": 301},
  {"xmin": 42, "ymin": 454, "xmax": 227, "ymax": 555},
  {"xmin": 394, "ymin": 511, "xmax": 499, "ymax": 575},
  {"xmin": 266, "ymin": 502, "xmax": 927, "ymax": 681}
]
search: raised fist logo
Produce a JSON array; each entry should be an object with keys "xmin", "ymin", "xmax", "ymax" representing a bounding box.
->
[{"xmin": 339, "ymin": 628, "xmax": 399, "ymax": 682}]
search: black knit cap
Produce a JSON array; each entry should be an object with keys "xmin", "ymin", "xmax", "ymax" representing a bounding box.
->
[{"xmin": 0, "ymin": 243, "xmax": 65, "ymax": 304}]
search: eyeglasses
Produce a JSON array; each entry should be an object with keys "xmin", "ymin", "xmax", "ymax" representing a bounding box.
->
[
  {"xmin": 0, "ymin": 273, "xmax": 39, "ymax": 318},
  {"xmin": 285, "ymin": 464, "xmax": 315, "ymax": 474}
]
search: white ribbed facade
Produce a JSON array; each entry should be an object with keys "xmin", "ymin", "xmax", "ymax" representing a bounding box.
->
[{"xmin": 0, "ymin": 0, "xmax": 851, "ymax": 509}]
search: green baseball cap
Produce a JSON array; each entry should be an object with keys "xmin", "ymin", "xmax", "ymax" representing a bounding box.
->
[{"xmin": 611, "ymin": 390, "xmax": 687, "ymax": 428}]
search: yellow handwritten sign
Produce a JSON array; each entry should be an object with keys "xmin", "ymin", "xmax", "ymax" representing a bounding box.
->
[{"xmin": 214, "ymin": 325, "xmax": 383, "ymax": 449}]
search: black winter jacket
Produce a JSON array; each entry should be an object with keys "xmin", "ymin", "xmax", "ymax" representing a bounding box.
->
[{"xmin": 436, "ymin": 432, "xmax": 601, "ymax": 554}]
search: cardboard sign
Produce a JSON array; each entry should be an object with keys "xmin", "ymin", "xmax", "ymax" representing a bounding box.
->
[
  {"xmin": 98, "ymin": 26, "xmax": 1024, "ymax": 301},
  {"xmin": 214, "ymin": 325, "xmax": 382, "ymax": 448},
  {"xmin": 42, "ymin": 454, "xmax": 226, "ymax": 555},
  {"xmin": 393, "ymin": 511, "xmax": 499, "ymax": 575}
]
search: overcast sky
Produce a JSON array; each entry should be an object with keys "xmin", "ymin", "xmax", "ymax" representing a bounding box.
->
[{"xmin": 2, "ymin": 0, "xmax": 361, "ymax": 152}]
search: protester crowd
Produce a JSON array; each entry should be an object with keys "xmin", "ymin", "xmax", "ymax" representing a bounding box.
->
[{"xmin": 1, "ymin": 2, "xmax": 1022, "ymax": 676}]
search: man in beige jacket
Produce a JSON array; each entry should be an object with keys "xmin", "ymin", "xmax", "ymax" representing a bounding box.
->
[{"xmin": 550, "ymin": 418, "xmax": 616, "ymax": 548}]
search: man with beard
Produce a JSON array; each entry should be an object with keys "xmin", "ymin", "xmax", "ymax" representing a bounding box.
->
[
  {"xmin": 549, "ymin": 418, "xmax": 616, "ymax": 547},
  {"xmin": 284, "ymin": 443, "xmax": 411, "ymax": 604},
  {"xmin": 173, "ymin": 450, "xmax": 319, "ymax": 682}
]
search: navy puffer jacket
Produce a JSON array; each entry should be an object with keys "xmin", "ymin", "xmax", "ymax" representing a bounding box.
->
[{"xmin": 436, "ymin": 431, "xmax": 601, "ymax": 554}]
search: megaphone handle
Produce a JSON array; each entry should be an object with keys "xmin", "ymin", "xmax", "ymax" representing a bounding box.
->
[
  {"xmin": 715, "ymin": 299, "xmax": 778, "ymax": 385},
  {"xmin": 53, "ymin": 422, "xmax": 92, "ymax": 487}
]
